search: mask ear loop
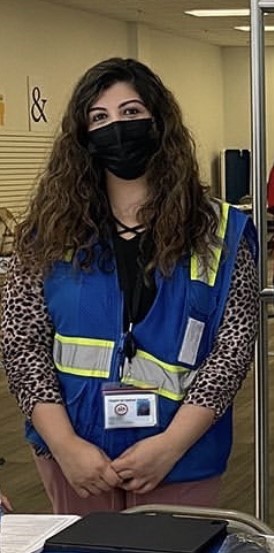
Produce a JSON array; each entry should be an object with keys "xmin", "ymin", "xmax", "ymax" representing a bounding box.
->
[
  {"xmin": 151, "ymin": 113, "xmax": 164, "ymax": 142},
  {"xmin": 149, "ymin": 116, "xmax": 162, "ymax": 151},
  {"xmin": 151, "ymin": 116, "xmax": 157, "ymax": 132}
]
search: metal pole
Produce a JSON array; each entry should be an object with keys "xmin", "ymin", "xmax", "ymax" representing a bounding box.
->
[
  {"xmin": 258, "ymin": 0, "xmax": 274, "ymax": 10},
  {"xmin": 250, "ymin": 0, "xmax": 269, "ymax": 522}
]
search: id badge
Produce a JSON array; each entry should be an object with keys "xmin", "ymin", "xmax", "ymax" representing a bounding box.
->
[{"xmin": 102, "ymin": 385, "xmax": 158, "ymax": 429}]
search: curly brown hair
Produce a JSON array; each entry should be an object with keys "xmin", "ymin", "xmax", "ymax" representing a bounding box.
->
[{"xmin": 16, "ymin": 57, "xmax": 221, "ymax": 276}]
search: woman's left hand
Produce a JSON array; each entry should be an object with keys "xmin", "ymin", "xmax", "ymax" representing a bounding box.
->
[{"xmin": 111, "ymin": 434, "xmax": 181, "ymax": 494}]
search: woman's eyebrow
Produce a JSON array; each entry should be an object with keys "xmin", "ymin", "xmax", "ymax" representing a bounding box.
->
[
  {"xmin": 89, "ymin": 99, "xmax": 145, "ymax": 113},
  {"xmin": 89, "ymin": 106, "xmax": 107, "ymax": 112},
  {"xmin": 119, "ymin": 99, "xmax": 145, "ymax": 108}
]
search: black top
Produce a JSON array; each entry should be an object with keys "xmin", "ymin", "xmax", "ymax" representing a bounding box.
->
[{"xmin": 112, "ymin": 232, "xmax": 156, "ymax": 330}]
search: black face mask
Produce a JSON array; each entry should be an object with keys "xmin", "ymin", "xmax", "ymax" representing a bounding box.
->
[{"xmin": 87, "ymin": 118, "xmax": 159, "ymax": 180}]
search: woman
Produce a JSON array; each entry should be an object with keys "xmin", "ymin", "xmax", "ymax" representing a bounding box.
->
[{"xmin": 1, "ymin": 58, "xmax": 259, "ymax": 515}]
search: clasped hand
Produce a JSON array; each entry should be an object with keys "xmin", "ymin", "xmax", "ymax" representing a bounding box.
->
[
  {"xmin": 111, "ymin": 433, "xmax": 180, "ymax": 494},
  {"xmin": 55, "ymin": 435, "xmax": 122, "ymax": 498},
  {"xmin": 57, "ymin": 433, "xmax": 179, "ymax": 498}
]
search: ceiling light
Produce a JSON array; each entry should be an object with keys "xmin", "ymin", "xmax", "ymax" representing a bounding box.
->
[
  {"xmin": 185, "ymin": 9, "xmax": 250, "ymax": 17},
  {"xmin": 235, "ymin": 25, "xmax": 274, "ymax": 31}
]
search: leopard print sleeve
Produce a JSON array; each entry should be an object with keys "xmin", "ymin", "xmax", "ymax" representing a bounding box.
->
[
  {"xmin": 183, "ymin": 238, "xmax": 259, "ymax": 420},
  {"xmin": 1, "ymin": 253, "xmax": 63, "ymax": 419}
]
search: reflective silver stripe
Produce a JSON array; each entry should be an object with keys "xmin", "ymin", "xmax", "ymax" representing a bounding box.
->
[
  {"xmin": 53, "ymin": 336, "xmax": 197, "ymax": 399},
  {"xmin": 122, "ymin": 350, "xmax": 195, "ymax": 401},
  {"xmin": 53, "ymin": 334, "xmax": 114, "ymax": 377}
]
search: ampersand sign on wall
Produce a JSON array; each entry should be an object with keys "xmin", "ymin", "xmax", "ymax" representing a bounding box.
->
[{"xmin": 27, "ymin": 76, "xmax": 49, "ymax": 131}]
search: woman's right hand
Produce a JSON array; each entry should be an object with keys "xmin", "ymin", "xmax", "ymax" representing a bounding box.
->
[
  {"xmin": 0, "ymin": 492, "xmax": 13, "ymax": 512},
  {"xmin": 54, "ymin": 435, "xmax": 122, "ymax": 498}
]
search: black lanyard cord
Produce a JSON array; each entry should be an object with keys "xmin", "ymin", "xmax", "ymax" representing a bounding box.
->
[
  {"xmin": 112, "ymin": 229, "xmax": 152, "ymax": 365},
  {"xmin": 120, "ymin": 268, "xmax": 144, "ymax": 364},
  {"xmin": 113, "ymin": 236, "xmax": 145, "ymax": 325}
]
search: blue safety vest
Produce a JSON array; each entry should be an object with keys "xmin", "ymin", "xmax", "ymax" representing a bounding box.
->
[{"xmin": 25, "ymin": 202, "xmax": 258, "ymax": 482}]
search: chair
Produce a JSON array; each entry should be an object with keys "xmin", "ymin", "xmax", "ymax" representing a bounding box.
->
[{"xmin": 0, "ymin": 207, "xmax": 16, "ymax": 290}]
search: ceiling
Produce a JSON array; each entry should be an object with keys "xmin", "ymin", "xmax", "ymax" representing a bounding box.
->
[{"xmin": 41, "ymin": 0, "xmax": 274, "ymax": 47}]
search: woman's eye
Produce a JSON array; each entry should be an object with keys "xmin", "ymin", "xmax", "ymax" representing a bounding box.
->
[
  {"xmin": 124, "ymin": 107, "xmax": 140, "ymax": 116},
  {"xmin": 91, "ymin": 112, "xmax": 107, "ymax": 123}
]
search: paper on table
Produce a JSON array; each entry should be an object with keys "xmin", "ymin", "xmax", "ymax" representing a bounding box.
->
[{"xmin": 0, "ymin": 514, "xmax": 80, "ymax": 553}]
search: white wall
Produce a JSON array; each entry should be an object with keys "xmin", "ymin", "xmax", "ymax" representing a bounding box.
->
[
  {"xmin": 222, "ymin": 48, "xmax": 251, "ymax": 152},
  {"xmin": 222, "ymin": 45, "xmax": 274, "ymax": 175},
  {"xmin": 0, "ymin": 0, "xmax": 129, "ymax": 134},
  {"xmin": 0, "ymin": 0, "xmax": 225, "ymax": 189},
  {"xmin": 147, "ymin": 30, "xmax": 224, "ymax": 189},
  {"xmin": 126, "ymin": 24, "xmax": 225, "ymax": 187},
  {"xmin": 7, "ymin": 2, "xmax": 274, "ymax": 196}
]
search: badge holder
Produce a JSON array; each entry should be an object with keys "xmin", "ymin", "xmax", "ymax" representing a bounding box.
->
[
  {"xmin": 102, "ymin": 383, "xmax": 158, "ymax": 429},
  {"xmin": 103, "ymin": 238, "xmax": 159, "ymax": 429}
]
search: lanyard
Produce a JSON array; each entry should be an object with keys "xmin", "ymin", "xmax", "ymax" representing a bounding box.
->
[
  {"xmin": 113, "ymin": 236, "xmax": 144, "ymax": 365},
  {"xmin": 112, "ymin": 218, "xmax": 151, "ymax": 366}
]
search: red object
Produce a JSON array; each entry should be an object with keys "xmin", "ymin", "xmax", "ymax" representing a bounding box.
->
[{"xmin": 267, "ymin": 165, "xmax": 274, "ymax": 213}]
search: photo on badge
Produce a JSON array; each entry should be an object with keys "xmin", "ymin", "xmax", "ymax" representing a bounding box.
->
[{"xmin": 136, "ymin": 398, "xmax": 151, "ymax": 416}]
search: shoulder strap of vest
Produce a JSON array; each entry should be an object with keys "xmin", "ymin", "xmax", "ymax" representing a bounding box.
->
[
  {"xmin": 191, "ymin": 201, "xmax": 258, "ymax": 286},
  {"xmin": 191, "ymin": 200, "xmax": 229, "ymax": 286}
]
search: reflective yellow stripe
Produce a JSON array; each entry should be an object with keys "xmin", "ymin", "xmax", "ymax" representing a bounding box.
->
[
  {"xmin": 137, "ymin": 349, "xmax": 189, "ymax": 374},
  {"xmin": 55, "ymin": 362, "xmax": 109, "ymax": 378},
  {"xmin": 63, "ymin": 249, "xmax": 73, "ymax": 262},
  {"xmin": 53, "ymin": 335, "xmax": 194, "ymax": 399},
  {"xmin": 55, "ymin": 332, "xmax": 114, "ymax": 349},
  {"xmin": 218, "ymin": 202, "xmax": 229, "ymax": 238},
  {"xmin": 121, "ymin": 349, "xmax": 194, "ymax": 400},
  {"xmin": 191, "ymin": 202, "xmax": 230, "ymax": 286},
  {"xmin": 190, "ymin": 253, "xmax": 199, "ymax": 283},
  {"xmin": 206, "ymin": 202, "xmax": 229, "ymax": 286},
  {"xmin": 121, "ymin": 376, "xmax": 185, "ymax": 401},
  {"xmin": 53, "ymin": 333, "xmax": 114, "ymax": 377}
]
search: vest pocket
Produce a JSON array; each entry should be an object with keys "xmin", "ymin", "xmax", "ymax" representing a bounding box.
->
[{"xmin": 58, "ymin": 375, "xmax": 106, "ymax": 446}]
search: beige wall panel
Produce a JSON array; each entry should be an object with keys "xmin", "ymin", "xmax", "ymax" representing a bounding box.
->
[
  {"xmin": 0, "ymin": 0, "xmax": 129, "ymax": 134},
  {"xmin": 222, "ymin": 48, "xmax": 251, "ymax": 154},
  {"xmin": 0, "ymin": 0, "xmax": 129, "ymax": 215},
  {"xmin": 0, "ymin": 133, "xmax": 53, "ymax": 218},
  {"xmin": 147, "ymin": 30, "xmax": 225, "ymax": 190},
  {"xmin": 222, "ymin": 46, "xmax": 274, "ymax": 175}
]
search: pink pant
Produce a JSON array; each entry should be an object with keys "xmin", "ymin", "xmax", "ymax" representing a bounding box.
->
[{"xmin": 33, "ymin": 453, "xmax": 221, "ymax": 516}]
